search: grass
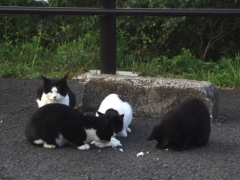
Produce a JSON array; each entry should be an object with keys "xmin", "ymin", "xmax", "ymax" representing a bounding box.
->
[
  {"xmin": 133, "ymin": 49, "xmax": 240, "ymax": 88},
  {"xmin": 1, "ymin": 13, "xmax": 240, "ymax": 88},
  {"xmin": 0, "ymin": 32, "xmax": 100, "ymax": 79},
  {"xmin": 0, "ymin": 33, "xmax": 240, "ymax": 88}
]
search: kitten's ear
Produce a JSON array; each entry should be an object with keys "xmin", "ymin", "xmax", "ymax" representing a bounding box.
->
[
  {"xmin": 97, "ymin": 111, "xmax": 104, "ymax": 116},
  {"xmin": 147, "ymin": 133, "xmax": 155, "ymax": 141},
  {"xmin": 41, "ymin": 75, "xmax": 48, "ymax": 81},
  {"xmin": 63, "ymin": 74, "xmax": 69, "ymax": 81},
  {"xmin": 41, "ymin": 75, "xmax": 50, "ymax": 83},
  {"xmin": 119, "ymin": 114, "xmax": 124, "ymax": 120}
]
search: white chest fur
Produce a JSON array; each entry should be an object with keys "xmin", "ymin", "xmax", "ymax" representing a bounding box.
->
[
  {"xmin": 84, "ymin": 128, "xmax": 101, "ymax": 143},
  {"xmin": 55, "ymin": 133, "xmax": 68, "ymax": 147}
]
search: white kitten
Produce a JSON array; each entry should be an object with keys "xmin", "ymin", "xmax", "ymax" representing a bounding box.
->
[{"xmin": 96, "ymin": 94, "xmax": 133, "ymax": 137}]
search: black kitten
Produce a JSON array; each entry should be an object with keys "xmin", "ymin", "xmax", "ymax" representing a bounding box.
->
[
  {"xmin": 147, "ymin": 98, "xmax": 211, "ymax": 151},
  {"xmin": 36, "ymin": 75, "xmax": 76, "ymax": 108},
  {"xmin": 25, "ymin": 104, "xmax": 123, "ymax": 150}
]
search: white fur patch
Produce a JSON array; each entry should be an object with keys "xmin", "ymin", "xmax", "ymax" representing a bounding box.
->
[
  {"xmin": 43, "ymin": 143, "xmax": 56, "ymax": 149},
  {"xmin": 34, "ymin": 139, "xmax": 56, "ymax": 148},
  {"xmin": 34, "ymin": 139, "xmax": 44, "ymax": 144},
  {"xmin": 116, "ymin": 131, "xmax": 128, "ymax": 137},
  {"xmin": 36, "ymin": 86, "xmax": 70, "ymax": 107},
  {"xmin": 55, "ymin": 133, "xmax": 68, "ymax": 147},
  {"xmin": 84, "ymin": 128, "xmax": 100, "ymax": 143},
  {"xmin": 78, "ymin": 144, "xmax": 90, "ymax": 150},
  {"xmin": 91, "ymin": 137, "xmax": 122, "ymax": 148},
  {"xmin": 126, "ymin": 127, "xmax": 131, "ymax": 133}
]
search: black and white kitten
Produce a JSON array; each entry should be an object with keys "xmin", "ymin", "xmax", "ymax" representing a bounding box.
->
[
  {"xmin": 147, "ymin": 98, "xmax": 211, "ymax": 151},
  {"xmin": 36, "ymin": 75, "xmax": 76, "ymax": 108},
  {"xmin": 96, "ymin": 94, "xmax": 133, "ymax": 137},
  {"xmin": 25, "ymin": 104, "xmax": 124, "ymax": 150}
]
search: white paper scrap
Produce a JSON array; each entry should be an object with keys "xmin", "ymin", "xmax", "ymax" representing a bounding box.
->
[
  {"xmin": 137, "ymin": 152, "xmax": 144, "ymax": 157},
  {"xmin": 119, "ymin": 148, "xmax": 123, "ymax": 152}
]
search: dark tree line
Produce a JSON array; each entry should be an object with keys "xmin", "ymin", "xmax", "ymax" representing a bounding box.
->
[{"xmin": 0, "ymin": 0, "xmax": 239, "ymax": 61}]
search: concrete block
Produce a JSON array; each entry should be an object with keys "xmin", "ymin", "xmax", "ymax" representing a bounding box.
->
[{"xmin": 82, "ymin": 75, "xmax": 219, "ymax": 121}]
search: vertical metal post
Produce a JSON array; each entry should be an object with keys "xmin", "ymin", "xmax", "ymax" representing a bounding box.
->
[{"xmin": 100, "ymin": 0, "xmax": 116, "ymax": 74}]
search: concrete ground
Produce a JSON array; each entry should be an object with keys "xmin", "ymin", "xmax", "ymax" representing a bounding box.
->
[{"xmin": 0, "ymin": 78, "xmax": 240, "ymax": 180}]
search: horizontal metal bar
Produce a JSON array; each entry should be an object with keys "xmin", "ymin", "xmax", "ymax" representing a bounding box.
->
[{"xmin": 0, "ymin": 7, "xmax": 239, "ymax": 16}]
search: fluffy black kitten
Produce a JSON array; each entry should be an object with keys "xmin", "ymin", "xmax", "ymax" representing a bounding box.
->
[
  {"xmin": 36, "ymin": 75, "xmax": 76, "ymax": 108},
  {"xmin": 147, "ymin": 98, "xmax": 211, "ymax": 151},
  {"xmin": 25, "ymin": 104, "xmax": 123, "ymax": 150}
]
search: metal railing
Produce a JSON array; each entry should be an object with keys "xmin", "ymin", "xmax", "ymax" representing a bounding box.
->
[{"xmin": 0, "ymin": 0, "xmax": 240, "ymax": 74}]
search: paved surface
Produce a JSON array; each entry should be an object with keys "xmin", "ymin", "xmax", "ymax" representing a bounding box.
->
[{"xmin": 0, "ymin": 78, "xmax": 240, "ymax": 180}]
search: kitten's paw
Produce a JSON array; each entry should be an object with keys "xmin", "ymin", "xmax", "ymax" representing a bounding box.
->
[
  {"xmin": 78, "ymin": 144, "xmax": 90, "ymax": 150},
  {"xmin": 117, "ymin": 131, "xmax": 128, "ymax": 137},
  {"xmin": 127, "ymin": 127, "xmax": 131, "ymax": 133},
  {"xmin": 34, "ymin": 139, "xmax": 44, "ymax": 145},
  {"xmin": 91, "ymin": 141, "xmax": 105, "ymax": 148},
  {"xmin": 43, "ymin": 143, "xmax": 56, "ymax": 149}
]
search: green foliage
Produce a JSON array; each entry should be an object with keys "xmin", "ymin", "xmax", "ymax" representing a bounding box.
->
[
  {"xmin": 0, "ymin": 31, "xmax": 100, "ymax": 78},
  {"xmin": 47, "ymin": 0, "xmax": 100, "ymax": 7},
  {"xmin": 0, "ymin": 36, "xmax": 44, "ymax": 78},
  {"xmin": 50, "ymin": 32, "xmax": 100, "ymax": 73},
  {"xmin": 116, "ymin": 29, "xmax": 136, "ymax": 70},
  {"xmin": 117, "ymin": 0, "xmax": 240, "ymax": 61},
  {"xmin": 1, "ymin": 0, "xmax": 240, "ymax": 88},
  {"xmin": 133, "ymin": 49, "xmax": 240, "ymax": 87},
  {"xmin": 1, "ymin": 0, "xmax": 240, "ymax": 62},
  {"xmin": 0, "ymin": 0, "xmax": 41, "ymax": 6}
]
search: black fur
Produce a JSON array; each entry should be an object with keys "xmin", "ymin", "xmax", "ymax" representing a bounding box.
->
[
  {"xmin": 117, "ymin": 95, "xmax": 126, "ymax": 102},
  {"xmin": 97, "ymin": 109, "xmax": 124, "ymax": 133},
  {"xmin": 36, "ymin": 74, "xmax": 76, "ymax": 108},
  {"xmin": 147, "ymin": 98, "xmax": 211, "ymax": 151},
  {"xmin": 25, "ymin": 104, "xmax": 123, "ymax": 148}
]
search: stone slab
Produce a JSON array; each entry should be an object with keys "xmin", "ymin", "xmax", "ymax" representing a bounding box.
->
[
  {"xmin": 75, "ymin": 70, "xmax": 138, "ymax": 81},
  {"xmin": 82, "ymin": 75, "xmax": 219, "ymax": 121}
]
